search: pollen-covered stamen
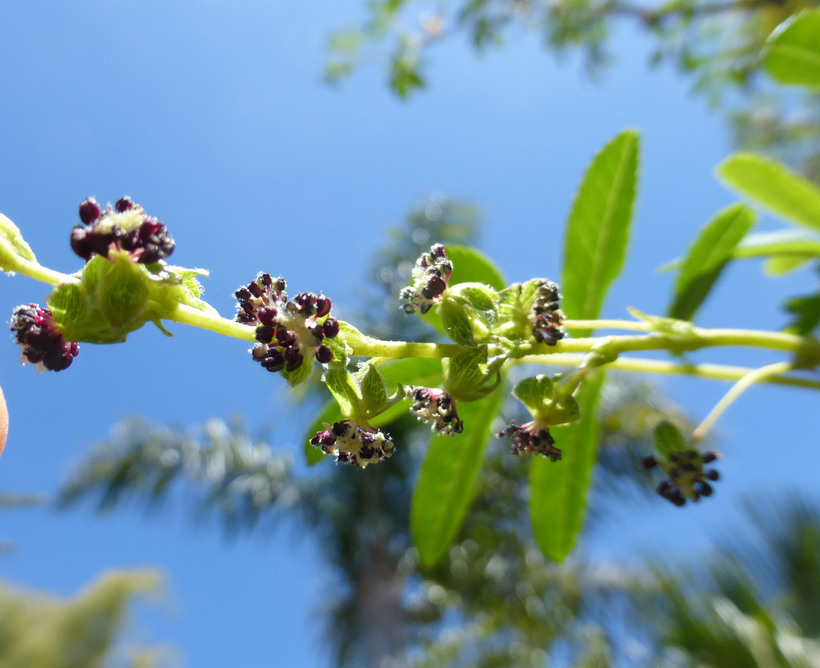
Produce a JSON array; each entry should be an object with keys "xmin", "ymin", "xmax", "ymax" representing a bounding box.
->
[
  {"xmin": 529, "ymin": 280, "xmax": 565, "ymax": 346},
  {"xmin": 400, "ymin": 243, "xmax": 454, "ymax": 315},
  {"xmin": 10, "ymin": 304, "xmax": 79, "ymax": 372},
  {"xmin": 309, "ymin": 420, "xmax": 395, "ymax": 468},
  {"xmin": 236, "ymin": 274, "xmax": 337, "ymax": 374},
  {"xmin": 70, "ymin": 197, "xmax": 175, "ymax": 264},
  {"xmin": 408, "ymin": 386, "xmax": 464, "ymax": 435},
  {"xmin": 643, "ymin": 449, "xmax": 721, "ymax": 506},
  {"xmin": 498, "ymin": 420, "xmax": 562, "ymax": 461}
]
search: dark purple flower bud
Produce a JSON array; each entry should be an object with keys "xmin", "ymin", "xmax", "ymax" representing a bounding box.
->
[
  {"xmin": 258, "ymin": 308, "xmax": 277, "ymax": 327},
  {"xmin": 646, "ymin": 446, "xmax": 722, "ymax": 506},
  {"xmin": 401, "ymin": 244, "xmax": 453, "ymax": 314},
  {"xmin": 422, "ymin": 275, "xmax": 447, "ymax": 300},
  {"xmin": 283, "ymin": 346, "xmax": 303, "ymax": 372},
  {"xmin": 705, "ymin": 469, "xmax": 720, "ymax": 481},
  {"xmin": 322, "ymin": 318, "xmax": 340, "ymax": 339},
  {"xmin": 115, "ymin": 196, "xmax": 133, "ymax": 212},
  {"xmin": 276, "ymin": 329, "xmax": 296, "ymax": 347},
  {"xmin": 408, "ymin": 386, "xmax": 463, "ymax": 435},
  {"xmin": 10, "ymin": 304, "xmax": 79, "ymax": 372},
  {"xmin": 307, "ymin": 323, "xmax": 324, "ymax": 341},
  {"xmin": 255, "ymin": 325, "xmax": 275, "ymax": 344},
  {"xmin": 261, "ymin": 348, "xmax": 284, "ymax": 372},
  {"xmin": 702, "ymin": 451, "xmax": 719, "ymax": 464},
  {"xmin": 315, "ymin": 345, "xmax": 333, "ymax": 364},
  {"xmin": 641, "ymin": 456, "xmax": 657, "ymax": 470},
  {"xmin": 78, "ymin": 197, "xmax": 101, "ymax": 224},
  {"xmin": 315, "ymin": 297, "xmax": 331, "ymax": 318}
]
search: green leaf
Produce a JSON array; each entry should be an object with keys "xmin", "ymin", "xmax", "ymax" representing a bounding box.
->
[
  {"xmin": 451, "ymin": 283, "xmax": 498, "ymax": 324},
  {"xmin": 653, "ymin": 420, "xmax": 687, "ymax": 458},
  {"xmin": 717, "ymin": 153, "xmax": 820, "ymax": 232},
  {"xmin": 0, "ymin": 213, "xmax": 36, "ymax": 268},
  {"xmin": 785, "ymin": 291, "xmax": 820, "ymax": 335},
  {"xmin": 356, "ymin": 362, "xmax": 388, "ymax": 418},
  {"xmin": 763, "ymin": 10, "xmax": 820, "ymax": 88},
  {"xmin": 763, "ymin": 254, "xmax": 814, "ymax": 276},
  {"xmin": 668, "ymin": 203, "xmax": 755, "ymax": 321},
  {"xmin": 46, "ymin": 281, "xmax": 125, "ymax": 345},
  {"xmin": 529, "ymin": 371, "xmax": 605, "ymax": 562},
  {"xmin": 445, "ymin": 245, "xmax": 506, "ymax": 290},
  {"xmin": 438, "ymin": 298, "xmax": 474, "ymax": 345},
  {"xmin": 562, "ymin": 131, "xmax": 640, "ymax": 336},
  {"xmin": 323, "ymin": 364, "xmax": 362, "ymax": 416},
  {"xmin": 734, "ymin": 229, "xmax": 820, "ymax": 260},
  {"xmin": 512, "ymin": 375, "xmax": 555, "ymax": 414},
  {"xmin": 442, "ymin": 346, "xmax": 501, "ymax": 402},
  {"xmin": 282, "ymin": 359, "xmax": 314, "ymax": 386},
  {"xmin": 411, "ymin": 387, "xmax": 505, "ymax": 566}
]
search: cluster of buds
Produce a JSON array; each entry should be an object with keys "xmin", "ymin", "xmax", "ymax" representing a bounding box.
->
[
  {"xmin": 10, "ymin": 304, "xmax": 79, "ymax": 372},
  {"xmin": 310, "ymin": 420, "xmax": 395, "ymax": 468},
  {"xmin": 70, "ymin": 197, "xmax": 175, "ymax": 265},
  {"xmin": 497, "ymin": 421, "xmax": 562, "ymax": 461},
  {"xmin": 407, "ymin": 387, "xmax": 463, "ymax": 435},
  {"xmin": 235, "ymin": 273, "xmax": 339, "ymax": 373},
  {"xmin": 642, "ymin": 450, "xmax": 720, "ymax": 506},
  {"xmin": 529, "ymin": 280, "xmax": 565, "ymax": 346},
  {"xmin": 400, "ymin": 244, "xmax": 453, "ymax": 314}
]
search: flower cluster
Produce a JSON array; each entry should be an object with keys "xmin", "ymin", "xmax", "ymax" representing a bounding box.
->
[
  {"xmin": 642, "ymin": 450, "xmax": 720, "ymax": 506},
  {"xmin": 310, "ymin": 420, "xmax": 395, "ymax": 468},
  {"xmin": 529, "ymin": 279, "xmax": 565, "ymax": 346},
  {"xmin": 235, "ymin": 272, "xmax": 339, "ymax": 373},
  {"xmin": 10, "ymin": 304, "xmax": 79, "ymax": 371},
  {"xmin": 497, "ymin": 421, "xmax": 562, "ymax": 461},
  {"xmin": 408, "ymin": 386, "xmax": 463, "ymax": 435},
  {"xmin": 400, "ymin": 243, "xmax": 453, "ymax": 314},
  {"xmin": 70, "ymin": 196, "xmax": 175, "ymax": 265}
]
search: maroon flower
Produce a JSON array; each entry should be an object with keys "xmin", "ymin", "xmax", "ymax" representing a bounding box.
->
[
  {"xmin": 71, "ymin": 196, "xmax": 175, "ymax": 265},
  {"xmin": 642, "ymin": 449, "xmax": 721, "ymax": 506},
  {"xmin": 408, "ymin": 386, "xmax": 463, "ymax": 435},
  {"xmin": 10, "ymin": 304, "xmax": 79, "ymax": 372},
  {"xmin": 235, "ymin": 273, "xmax": 338, "ymax": 375},
  {"xmin": 529, "ymin": 279, "xmax": 565, "ymax": 346},
  {"xmin": 309, "ymin": 420, "xmax": 395, "ymax": 468},
  {"xmin": 497, "ymin": 420, "xmax": 562, "ymax": 461},
  {"xmin": 400, "ymin": 244, "xmax": 453, "ymax": 315}
]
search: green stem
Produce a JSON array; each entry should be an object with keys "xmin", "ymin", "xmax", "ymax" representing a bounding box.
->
[
  {"xmin": 692, "ymin": 361, "xmax": 794, "ymax": 443},
  {"xmin": 517, "ymin": 354, "xmax": 820, "ymax": 391},
  {"xmin": 564, "ymin": 318, "xmax": 650, "ymax": 332},
  {"xmin": 352, "ymin": 336, "xmax": 464, "ymax": 359},
  {"xmin": 7, "ymin": 256, "xmax": 73, "ymax": 287},
  {"xmin": 169, "ymin": 304, "xmax": 257, "ymax": 341}
]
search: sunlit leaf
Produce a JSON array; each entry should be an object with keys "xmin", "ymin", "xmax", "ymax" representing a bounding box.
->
[
  {"xmin": 668, "ymin": 204, "xmax": 755, "ymax": 321},
  {"xmin": 717, "ymin": 153, "xmax": 820, "ymax": 231},
  {"xmin": 529, "ymin": 371, "xmax": 605, "ymax": 562},
  {"xmin": 411, "ymin": 387, "xmax": 505, "ymax": 566},
  {"xmin": 562, "ymin": 131, "xmax": 640, "ymax": 336},
  {"xmin": 763, "ymin": 9, "xmax": 820, "ymax": 88},
  {"xmin": 445, "ymin": 245, "xmax": 506, "ymax": 290}
]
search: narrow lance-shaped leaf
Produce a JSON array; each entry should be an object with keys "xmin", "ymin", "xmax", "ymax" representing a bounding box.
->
[
  {"xmin": 411, "ymin": 386, "xmax": 505, "ymax": 567},
  {"xmin": 668, "ymin": 203, "xmax": 755, "ymax": 321},
  {"xmin": 717, "ymin": 153, "xmax": 820, "ymax": 232},
  {"xmin": 763, "ymin": 9, "xmax": 820, "ymax": 88},
  {"xmin": 529, "ymin": 371, "xmax": 605, "ymax": 562},
  {"xmin": 562, "ymin": 131, "xmax": 640, "ymax": 336}
]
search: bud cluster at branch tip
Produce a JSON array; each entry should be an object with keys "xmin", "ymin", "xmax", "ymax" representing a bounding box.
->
[
  {"xmin": 400, "ymin": 243, "xmax": 452, "ymax": 314},
  {"xmin": 642, "ymin": 450, "xmax": 720, "ymax": 506},
  {"xmin": 71, "ymin": 197, "xmax": 175, "ymax": 265},
  {"xmin": 235, "ymin": 272, "xmax": 338, "ymax": 374},
  {"xmin": 497, "ymin": 421, "xmax": 562, "ymax": 461},
  {"xmin": 10, "ymin": 304, "xmax": 79, "ymax": 372},
  {"xmin": 310, "ymin": 420, "xmax": 395, "ymax": 468},
  {"xmin": 530, "ymin": 279, "xmax": 565, "ymax": 346},
  {"xmin": 407, "ymin": 386, "xmax": 463, "ymax": 435}
]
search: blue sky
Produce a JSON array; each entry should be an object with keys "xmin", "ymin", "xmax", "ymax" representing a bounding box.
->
[{"xmin": 1, "ymin": 0, "xmax": 818, "ymax": 665}]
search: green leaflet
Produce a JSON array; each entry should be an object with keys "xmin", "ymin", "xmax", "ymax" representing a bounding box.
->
[
  {"xmin": 653, "ymin": 420, "xmax": 688, "ymax": 458},
  {"xmin": 668, "ymin": 204, "xmax": 755, "ymax": 321},
  {"xmin": 562, "ymin": 131, "xmax": 640, "ymax": 336},
  {"xmin": 528, "ymin": 371, "xmax": 605, "ymax": 562},
  {"xmin": 0, "ymin": 213, "xmax": 36, "ymax": 269},
  {"xmin": 717, "ymin": 153, "xmax": 820, "ymax": 232},
  {"xmin": 444, "ymin": 244, "xmax": 506, "ymax": 290},
  {"xmin": 411, "ymin": 386, "xmax": 505, "ymax": 566},
  {"xmin": 763, "ymin": 9, "xmax": 820, "ymax": 88}
]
